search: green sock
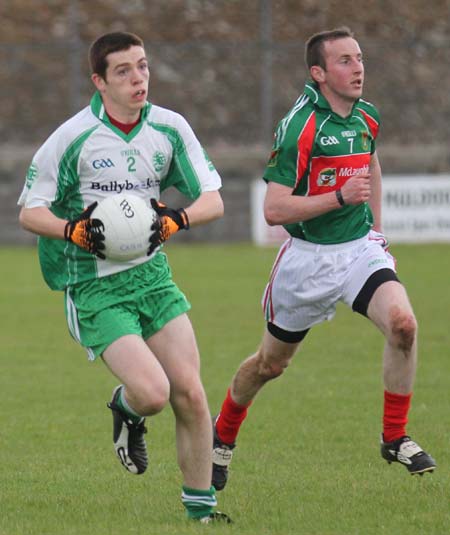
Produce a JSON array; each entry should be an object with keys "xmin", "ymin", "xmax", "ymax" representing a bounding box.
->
[
  {"xmin": 181, "ymin": 485, "xmax": 217, "ymax": 519},
  {"xmin": 115, "ymin": 386, "xmax": 143, "ymax": 425}
]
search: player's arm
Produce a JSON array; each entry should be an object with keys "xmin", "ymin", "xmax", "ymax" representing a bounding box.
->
[
  {"xmin": 368, "ymin": 151, "xmax": 382, "ymax": 231},
  {"xmin": 264, "ymin": 172, "xmax": 371, "ymax": 226},
  {"xmin": 366, "ymin": 151, "xmax": 390, "ymax": 249},
  {"xmin": 264, "ymin": 182, "xmax": 339, "ymax": 225},
  {"xmin": 19, "ymin": 206, "xmax": 66, "ymax": 239},
  {"xmin": 182, "ymin": 190, "xmax": 224, "ymax": 226},
  {"xmin": 19, "ymin": 204, "xmax": 105, "ymax": 258}
]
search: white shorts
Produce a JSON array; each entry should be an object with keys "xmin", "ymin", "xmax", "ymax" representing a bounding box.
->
[{"xmin": 262, "ymin": 234, "xmax": 396, "ymax": 332}]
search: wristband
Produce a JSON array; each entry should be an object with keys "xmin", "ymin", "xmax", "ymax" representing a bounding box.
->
[
  {"xmin": 178, "ymin": 208, "xmax": 190, "ymax": 230},
  {"xmin": 335, "ymin": 189, "xmax": 345, "ymax": 207}
]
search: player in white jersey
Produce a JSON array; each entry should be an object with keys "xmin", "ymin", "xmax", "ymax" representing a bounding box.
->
[{"xmin": 18, "ymin": 31, "xmax": 230, "ymax": 524}]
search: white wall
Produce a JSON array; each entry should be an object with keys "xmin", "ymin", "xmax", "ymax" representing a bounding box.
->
[{"xmin": 251, "ymin": 175, "xmax": 450, "ymax": 245}]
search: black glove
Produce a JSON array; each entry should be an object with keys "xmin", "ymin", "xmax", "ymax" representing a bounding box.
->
[
  {"xmin": 64, "ymin": 202, "xmax": 106, "ymax": 259},
  {"xmin": 148, "ymin": 198, "xmax": 189, "ymax": 255}
]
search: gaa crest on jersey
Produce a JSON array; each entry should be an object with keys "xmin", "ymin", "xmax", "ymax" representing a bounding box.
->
[
  {"xmin": 317, "ymin": 168, "xmax": 336, "ymax": 187},
  {"xmin": 361, "ymin": 131, "xmax": 369, "ymax": 151},
  {"xmin": 26, "ymin": 162, "xmax": 38, "ymax": 189},
  {"xmin": 152, "ymin": 151, "xmax": 166, "ymax": 172}
]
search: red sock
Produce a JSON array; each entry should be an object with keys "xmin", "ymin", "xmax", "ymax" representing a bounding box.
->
[
  {"xmin": 216, "ymin": 388, "xmax": 252, "ymax": 445},
  {"xmin": 383, "ymin": 390, "xmax": 412, "ymax": 442}
]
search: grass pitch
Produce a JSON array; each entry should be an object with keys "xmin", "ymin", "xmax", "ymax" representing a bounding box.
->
[{"xmin": 1, "ymin": 243, "xmax": 449, "ymax": 535}]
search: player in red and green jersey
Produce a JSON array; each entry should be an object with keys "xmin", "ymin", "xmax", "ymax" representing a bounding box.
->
[
  {"xmin": 18, "ymin": 31, "xmax": 230, "ymax": 524},
  {"xmin": 265, "ymin": 81, "xmax": 379, "ymax": 244},
  {"xmin": 212, "ymin": 27, "xmax": 435, "ymax": 492}
]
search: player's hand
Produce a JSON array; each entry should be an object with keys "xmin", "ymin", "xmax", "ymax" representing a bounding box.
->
[
  {"xmin": 64, "ymin": 202, "xmax": 106, "ymax": 259},
  {"xmin": 148, "ymin": 198, "xmax": 190, "ymax": 255},
  {"xmin": 368, "ymin": 229, "xmax": 390, "ymax": 251},
  {"xmin": 340, "ymin": 173, "xmax": 371, "ymax": 205}
]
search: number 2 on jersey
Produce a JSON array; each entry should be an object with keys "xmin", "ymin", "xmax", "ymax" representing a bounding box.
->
[{"xmin": 127, "ymin": 156, "xmax": 137, "ymax": 172}]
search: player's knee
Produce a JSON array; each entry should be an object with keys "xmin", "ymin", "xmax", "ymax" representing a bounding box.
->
[
  {"xmin": 135, "ymin": 382, "xmax": 170, "ymax": 416},
  {"xmin": 257, "ymin": 353, "xmax": 289, "ymax": 381},
  {"xmin": 388, "ymin": 306, "xmax": 417, "ymax": 352},
  {"xmin": 172, "ymin": 382, "xmax": 208, "ymax": 417}
]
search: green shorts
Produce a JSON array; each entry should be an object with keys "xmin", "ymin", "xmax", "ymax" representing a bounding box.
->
[{"xmin": 64, "ymin": 253, "xmax": 191, "ymax": 360}]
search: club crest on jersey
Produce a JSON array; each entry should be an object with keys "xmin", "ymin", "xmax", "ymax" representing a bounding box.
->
[
  {"xmin": 203, "ymin": 148, "xmax": 215, "ymax": 171},
  {"xmin": 152, "ymin": 151, "xmax": 166, "ymax": 172},
  {"xmin": 317, "ymin": 168, "xmax": 337, "ymax": 187},
  {"xmin": 362, "ymin": 131, "xmax": 369, "ymax": 151}
]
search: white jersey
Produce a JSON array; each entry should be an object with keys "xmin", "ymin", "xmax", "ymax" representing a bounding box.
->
[{"xmin": 18, "ymin": 92, "xmax": 221, "ymax": 290}]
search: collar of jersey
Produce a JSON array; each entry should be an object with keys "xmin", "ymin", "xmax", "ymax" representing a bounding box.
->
[
  {"xmin": 90, "ymin": 91, "xmax": 151, "ymax": 141},
  {"xmin": 304, "ymin": 81, "xmax": 360, "ymax": 123}
]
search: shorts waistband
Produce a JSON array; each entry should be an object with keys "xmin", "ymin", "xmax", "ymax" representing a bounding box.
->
[{"xmin": 290, "ymin": 234, "xmax": 368, "ymax": 253}]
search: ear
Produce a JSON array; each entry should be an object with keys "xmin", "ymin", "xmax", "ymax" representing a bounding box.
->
[
  {"xmin": 310, "ymin": 65, "xmax": 326, "ymax": 84},
  {"xmin": 91, "ymin": 73, "xmax": 106, "ymax": 92}
]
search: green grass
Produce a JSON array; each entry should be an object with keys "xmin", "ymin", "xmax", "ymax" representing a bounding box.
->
[{"xmin": 1, "ymin": 243, "xmax": 449, "ymax": 535}]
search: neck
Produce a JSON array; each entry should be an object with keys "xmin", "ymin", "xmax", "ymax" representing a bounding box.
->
[
  {"xmin": 106, "ymin": 111, "xmax": 141, "ymax": 134},
  {"xmin": 320, "ymin": 88, "xmax": 355, "ymax": 118},
  {"xmin": 101, "ymin": 95, "xmax": 141, "ymax": 124},
  {"xmin": 105, "ymin": 108, "xmax": 140, "ymax": 124}
]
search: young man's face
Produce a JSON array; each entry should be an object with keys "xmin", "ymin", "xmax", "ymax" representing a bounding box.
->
[
  {"xmin": 92, "ymin": 45, "xmax": 150, "ymax": 121},
  {"xmin": 315, "ymin": 37, "xmax": 364, "ymax": 103}
]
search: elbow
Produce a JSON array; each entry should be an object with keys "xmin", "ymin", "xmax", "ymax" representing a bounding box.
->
[
  {"xmin": 208, "ymin": 192, "xmax": 224, "ymax": 221},
  {"xmin": 215, "ymin": 195, "xmax": 224, "ymax": 219},
  {"xmin": 19, "ymin": 207, "xmax": 43, "ymax": 234},
  {"xmin": 264, "ymin": 205, "xmax": 282, "ymax": 226},
  {"xmin": 18, "ymin": 208, "xmax": 29, "ymax": 230}
]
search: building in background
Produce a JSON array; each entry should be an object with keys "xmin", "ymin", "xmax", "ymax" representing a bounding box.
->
[{"xmin": 1, "ymin": 0, "xmax": 450, "ymax": 243}]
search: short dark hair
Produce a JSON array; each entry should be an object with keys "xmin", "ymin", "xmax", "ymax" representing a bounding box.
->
[
  {"xmin": 305, "ymin": 27, "xmax": 354, "ymax": 70},
  {"xmin": 89, "ymin": 31, "xmax": 144, "ymax": 79}
]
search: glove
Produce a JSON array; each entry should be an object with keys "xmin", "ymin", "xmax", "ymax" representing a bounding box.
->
[
  {"xmin": 148, "ymin": 198, "xmax": 190, "ymax": 255},
  {"xmin": 368, "ymin": 229, "xmax": 390, "ymax": 251},
  {"xmin": 64, "ymin": 202, "xmax": 106, "ymax": 259}
]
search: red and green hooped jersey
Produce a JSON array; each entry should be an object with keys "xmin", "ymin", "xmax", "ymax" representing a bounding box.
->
[{"xmin": 264, "ymin": 81, "xmax": 380, "ymax": 244}]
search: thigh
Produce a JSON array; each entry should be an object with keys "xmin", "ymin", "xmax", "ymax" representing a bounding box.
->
[
  {"xmin": 146, "ymin": 314, "xmax": 202, "ymax": 393},
  {"xmin": 102, "ymin": 334, "xmax": 169, "ymax": 395},
  {"xmin": 260, "ymin": 327, "xmax": 301, "ymax": 367}
]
